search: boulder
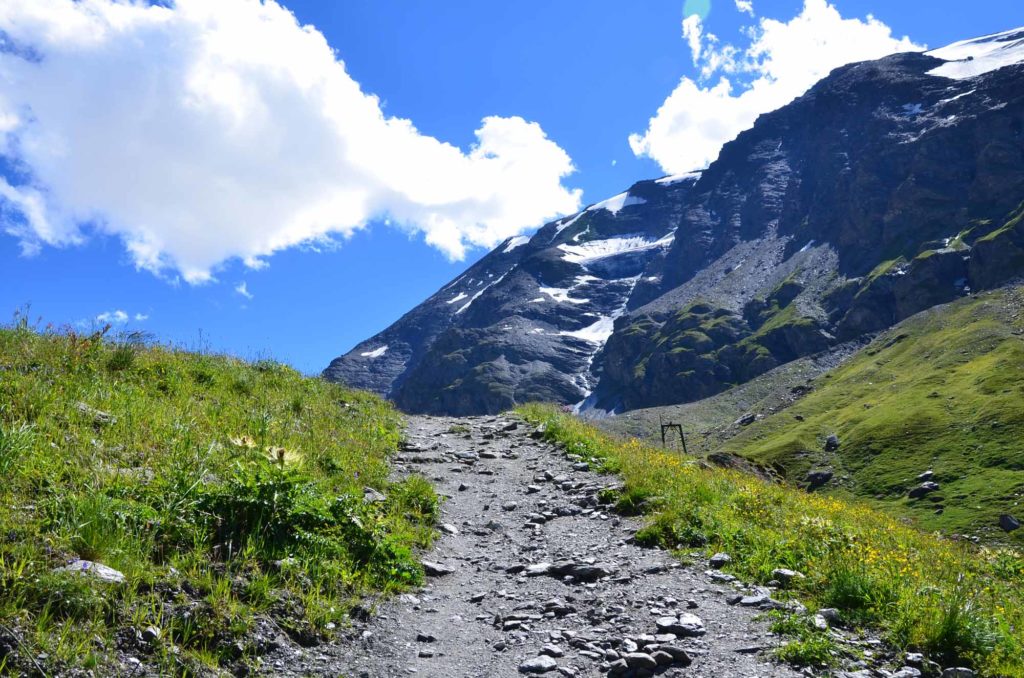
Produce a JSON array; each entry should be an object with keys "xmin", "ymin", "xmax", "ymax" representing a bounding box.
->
[
  {"xmin": 55, "ymin": 560, "xmax": 124, "ymax": 584},
  {"xmin": 75, "ymin": 402, "xmax": 116, "ymax": 426},
  {"xmin": 770, "ymin": 568, "xmax": 805, "ymax": 586},
  {"xmin": 623, "ymin": 653, "xmax": 658, "ymax": 670},
  {"xmin": 909, "ymin": 481, "xmax": 940, "ymax": 498},
  {"xmin": 735, "ymin": 412, "xmax": 757, "ymax": 426},
  {"xmin": 422, "ymin": 560, "xmax": 454, "ymax": 577},
  {"xmin": 518, "ymin": 655, "xmax": 558, "ymax": 674},
  {"xmin": 998, "ymin": 514, "xmax": 1020, "ymax": 532},
  {"xmin": 805, "ymin": 468, "xmax": 833, "ymax": 489},
  {"xmin": 655, "ymin": 613, "xmax": 705, "ymax": 637}
]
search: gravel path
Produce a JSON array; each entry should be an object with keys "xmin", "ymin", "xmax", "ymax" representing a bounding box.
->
[{"xmin": 271, "ymin": 414, "xmax": 803, "ymax": 677}]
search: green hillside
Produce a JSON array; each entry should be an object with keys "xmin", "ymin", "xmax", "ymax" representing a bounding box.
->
[
  {"xmin": 593, "ymin": 351, "xmax": 845, "ymax": 457},
  {"xmin": 0, "ymin": 319, "xmax": 436, "ymax": 675},
  {"xmin": 718, "ymin": 285, "xmax": 1024, "ymax": 541}
]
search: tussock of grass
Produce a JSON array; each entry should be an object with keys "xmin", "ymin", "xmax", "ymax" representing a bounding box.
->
[
  {"xmin": 0, "ymin": 321, "xmax": 436, "ymax": 674},
  {"xmin": 518, "ymin": 404, "xmax": 1023, "ymax": 675},
  {"xmin": 766, "ymin": 611, "xmax": 841, "ymax": 668}
]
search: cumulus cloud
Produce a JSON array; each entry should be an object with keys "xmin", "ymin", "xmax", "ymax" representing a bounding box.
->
[
  {"xmin": 630, "ymin": 0, "xmax": 923, "ymax": 174},
  {"xmin": 735, "ymin": 0, "xmax": 755, "ymax": 17},
  {"xmin": 235, "ymin": 281, "xmax": 253, "ymax": 299},
  {"xmin": 682, "ymin": 15, "xmax": 705, "ymax": 65},
  {"xmin": 96, "ymin": 310, "xmax": 129, "ymax": 325},
  {"xmin": 0, "ymin": 0, "xmax": 581, "ymax": 283}
]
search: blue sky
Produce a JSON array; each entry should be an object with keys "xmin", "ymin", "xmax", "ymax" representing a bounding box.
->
[{"xmin": 0, "ymin": 0, "xmax": 1020, "ymax": 373}]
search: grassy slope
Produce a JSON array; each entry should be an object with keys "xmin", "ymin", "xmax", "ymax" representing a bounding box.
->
[
  {"xmin": 717, "ymin": 286, "xmax": 1024, "ymax": 540},
  {"xmin": 593, "ymin": 353, "xmax": 843, "ymax": 455},
  {"xmin": 0, "ymin": 323, "xmax": 436, "ymax": 675},
  {"xmin": 520, "ymin": 404, "xmax": 1024, "ymax": 675}
]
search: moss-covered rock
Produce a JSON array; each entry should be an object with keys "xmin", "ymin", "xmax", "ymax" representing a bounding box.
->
[
  {"xmin": 597, "ymin": 298, "xmax": 831, "ymax": 410},
  {"xmin": 970, "ymin": 202, "xmax": 1024, "ymax": 291}
]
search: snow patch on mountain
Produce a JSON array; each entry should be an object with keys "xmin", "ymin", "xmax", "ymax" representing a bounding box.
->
[
  {"xmin": 538, "ymin": 286, "xmax": 590, "ymax": 304},
  {"xmin": 553, "ymin": 212, "xmax": 584, "ymax": 236},
  {"xmin": 503, "ymin": 235, "xmax": 530, "ymax": 253},
  {"xmin": 655, "ymin": 171, "xmax": 702, "ymax": 186},
  {"xmin": 586, "ymin": 192, "xmax": 647, "ymax": 215},
  {"xmin": 927, "ymin": 27, "xmax": 1024, "ymax": 80},
  {"xmin": 562, "ymin": 273, "xmax": 644, "ymax": 409},
  {"xmin": 443, "ymin": 275, "xmax": 465, "ymax": 291},
  {"xmin": 360, "ymin": 345, "xmax": 388, "ymax": 358},
  {"xmin": 572, "ymin": 226, "xmax": 591, "ymax": 242},
  {"xmin": 557, "ymin": 233, "xmax": 674, "ymax": 265},
  {"xmin": 938, "ymin": 89, "xmax": 975, "ymax": 105},
  {"xmin": 455, "ymin": 273, "xmax": 508, "ymax": 314},
  {"xmin": 559, "ymin": 315, "xmax": 616, "ymax": 344},
  {"xmin": 447, "ymin": 292, "xmax": 468, "ymax": 304}
]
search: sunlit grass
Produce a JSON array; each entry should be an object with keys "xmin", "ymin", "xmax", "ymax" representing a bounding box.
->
[
  {"xmin": 0, "ymin": 318, "xmax": 436, "ymax": 673},
  {"xmin": 719, "ymin": 286, "xmax": 1024, "ymax": 538},
  {"xmin": 519, "ymin": 404, "xmax": 1023, "ymax": 675}
]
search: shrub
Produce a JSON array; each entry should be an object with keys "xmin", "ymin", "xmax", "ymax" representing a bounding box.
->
[{"xmin": 105, "ymin": 343, "xmax": 137, "ymax": 372}]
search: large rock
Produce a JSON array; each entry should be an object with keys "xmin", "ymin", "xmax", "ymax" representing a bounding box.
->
[
  {"xmin": 655, "ymin": 613, "xmax": 706, "ymax": 637},
  {"xmin": 518, "ymin": 655, "xmax": 558, "ymax": 674},
  {"xmin": 909, "ymin": 481, "xmax": 941, "ymax": 499},
  {"xmin": 805, "ymin": 468, "xmax": 834, "ymax": 489},
  {"xmin": 999, "ymin": 514, "xmax": 1021, "ymax": 532},
  {"xmin": 56, "ymin": 560, "xmax": 125, "ymax": 584},
  {"xmin": 421, "ymin": 560, "xmax": 454, "ymax": 577}
]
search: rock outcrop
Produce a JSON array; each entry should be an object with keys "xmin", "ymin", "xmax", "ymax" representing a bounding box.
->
[{"xmin": 326, "ymin": 28, "xmax": 1024, "ymax": 416}]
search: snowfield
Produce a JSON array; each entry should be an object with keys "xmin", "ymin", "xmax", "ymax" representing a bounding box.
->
[
  {"xmin": 927, "ymin": 27, "xmax": 1024, "ymax": 80},
  {"xmin": 558, "ymin": 315, "xmax": 616, "ymax": 344},
  {"xmin": 586, "ymin": 192, "xmax": 647, "ymax": 215},
  {"xmin": 558, "ymin": 232, "xmax": 674, "ymax": 264},
  {"xmin": 538, "ymin": 286, "xmax": 590, "ymax": 304},
  {"xmin": 654, "ymin": 170, "xmax": 702, "ymax": 186},
  {"xmin": 360, "ymin": 345, "xmax": 388, "ymax": 358},
  {"xmin": 502, "ymin": 235, "xmax": 530, "ymax": 253}
]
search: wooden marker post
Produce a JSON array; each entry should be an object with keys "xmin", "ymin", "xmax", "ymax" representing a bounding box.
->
[{"xmin": 659, "ymin": 415, "xmax": 688, "ymax": 455}]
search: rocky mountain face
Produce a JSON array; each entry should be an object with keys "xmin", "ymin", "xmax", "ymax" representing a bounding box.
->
[{"xmin": 325, "ymin": 28, "xmax": 1024, "ymax": 416}]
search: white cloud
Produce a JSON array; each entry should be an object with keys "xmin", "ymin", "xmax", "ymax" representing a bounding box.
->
[
  {"xmin": 235, "ymin": 281, "xmax": 253, "ymax": 299},
  {"xmin": 0, "ymin": 0, "xmax": 581, "ymax": 283},
  {"xmin": 735, "ymin": 0, "xmax": 755, "ymax": 17},
  {"xmin": 134, "ymin": 313, "xmax": 149, "ymax": 321},
  {"xmin": 630, "ymin": 0, "xmax": 923, "ymax": 174},
  {"xmin": 96, "ymin": 310, "xmax": 129, "ymax": 325},
  {"xmin": 682, "ymin": 15, "xmax": 705, "ymax": 65}
]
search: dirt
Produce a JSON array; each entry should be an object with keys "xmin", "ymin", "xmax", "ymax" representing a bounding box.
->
[{"xmin": 264, "ymin": 414, "xmax": 805, "ymax": 678}]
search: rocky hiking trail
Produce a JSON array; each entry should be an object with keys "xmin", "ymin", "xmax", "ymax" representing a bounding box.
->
[{"xmin": 302, "ymin": 415, "xmax": 806, "ymax": 678}]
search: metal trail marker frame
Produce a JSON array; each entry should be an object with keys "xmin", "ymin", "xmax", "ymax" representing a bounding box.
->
[{"xmin": 659, "ymin": 415, "xmax": 688, "ymax": 455}]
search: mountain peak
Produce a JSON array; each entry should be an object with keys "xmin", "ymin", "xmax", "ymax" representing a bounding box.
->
[{"xmin": 325, "ymin": 27, "xmax": 1024, "ymax": 417}]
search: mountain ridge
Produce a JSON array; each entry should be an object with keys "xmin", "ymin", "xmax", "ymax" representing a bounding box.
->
[{"xmin": 325, "ymin": 27, "xmax": 1024, "ymax": 417}]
